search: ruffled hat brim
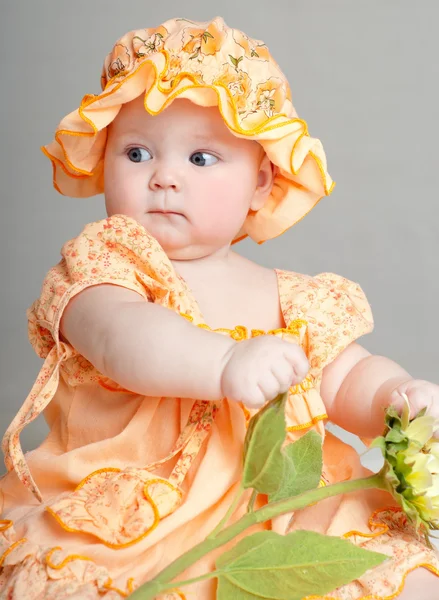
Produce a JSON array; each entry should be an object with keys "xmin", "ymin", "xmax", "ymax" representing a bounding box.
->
[{"xmin": 42, "ymin": 17, "xmax": 334, "ymax": 243}]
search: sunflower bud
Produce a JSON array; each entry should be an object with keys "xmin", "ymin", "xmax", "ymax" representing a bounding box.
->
[{"xmin": 372, "ymin": 394, "xmax": 439, "ymax": 543}]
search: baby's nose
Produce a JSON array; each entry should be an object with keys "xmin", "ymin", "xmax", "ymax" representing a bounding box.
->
[{"xmin": 149, "ymin": 165, "xmax": 181, "ymax": 191}]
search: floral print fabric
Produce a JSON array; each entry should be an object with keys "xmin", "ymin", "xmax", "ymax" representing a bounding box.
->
[{"xmin": 0, "ymin": 215, "xmax": 438, "ymax": 598}]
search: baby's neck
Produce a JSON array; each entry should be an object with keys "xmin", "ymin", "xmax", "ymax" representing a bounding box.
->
[
  {"xmin": 170, "ymin": 252, "xmax": 285, "ymax": 332},
  {"xmin": 171, "ymin": 250, "xmax": 242, "ymax": 282}
]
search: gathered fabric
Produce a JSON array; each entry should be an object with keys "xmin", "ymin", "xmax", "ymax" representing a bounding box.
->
[{"xmin": 0, "ymin": 215, "xmax": 438, "ymax": 598}]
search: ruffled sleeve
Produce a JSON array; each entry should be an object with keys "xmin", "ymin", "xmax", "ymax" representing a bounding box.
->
[
  {"xmin": 2, "ymin": 215, "xmax": 196, "ymax": 502},
  {"xmin": 27, "ymin": 214, "xmax": 197, "ymax": 359},
  {"xmin": 278, "ymin": 270, "xmax": 374, "ymax": 377},
  {"xmin": 275, "ymin": 270, "xmax": 373, "ymax": 441}
]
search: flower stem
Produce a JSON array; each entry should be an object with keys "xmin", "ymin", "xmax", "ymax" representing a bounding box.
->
[
  {"xmin": 247, "ymin": 489, "xmax": 258, "ymax": 513},
  {"xmin": 206, "ymin": 483, "xmax": 245, "ymax": 540},
  {"xmin": 129, "ymin": 471, "xmax": 387, "ymax": 599}
]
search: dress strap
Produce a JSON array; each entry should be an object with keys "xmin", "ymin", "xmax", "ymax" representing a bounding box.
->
[
  {"xmin": 144, "ymin": 400, "xmax": 213, "ymax": 471},
  {"xmin": 2, "ymin": 342, "xmax": 219, "ymax": 502},
  {"xmin": 1, "ymin": 343, "xmax": 75, "ymax": 502},
  {"xmin": 169, "ymin": 400, "xmax": 221, "ymax": 487}
]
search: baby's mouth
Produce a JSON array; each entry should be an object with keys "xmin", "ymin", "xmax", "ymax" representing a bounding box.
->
[{"xmin": 149, "ymin": 210, "xmax": 183, "ymax": 215}]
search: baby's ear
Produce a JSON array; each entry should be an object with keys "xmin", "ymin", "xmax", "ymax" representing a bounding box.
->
[{"xmin": 250, "ymin": 154, "xmax": 276, "ymax": 211}]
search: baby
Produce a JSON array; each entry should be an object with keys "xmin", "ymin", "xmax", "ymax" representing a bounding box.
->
[{"xmin": 1, "ymin": 16, "xmax": 439, "ymax": 600}]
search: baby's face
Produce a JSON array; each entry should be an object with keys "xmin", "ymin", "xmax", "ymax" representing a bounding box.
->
[{"xmin": 104, "ymin": 96, "xmax": 271, "ymax": 259}]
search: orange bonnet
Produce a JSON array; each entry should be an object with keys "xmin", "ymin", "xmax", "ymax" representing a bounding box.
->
[{"xmin": 43, "ymin": 16, "xmax": 334, "ymax": 243}]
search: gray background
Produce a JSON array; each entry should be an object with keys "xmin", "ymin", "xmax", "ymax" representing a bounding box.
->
[{"xmin": 0, "ymin": 1, "xmax": 438, "ymax": 471}]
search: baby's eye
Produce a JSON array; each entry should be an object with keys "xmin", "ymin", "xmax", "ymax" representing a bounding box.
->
[
  {"xmin": 190, "ymin": 152, "xmax": 218, "ymax": 167},
  {"xmin": 127, "ymin": 147, "xmax": 152, "ymax": 163}
]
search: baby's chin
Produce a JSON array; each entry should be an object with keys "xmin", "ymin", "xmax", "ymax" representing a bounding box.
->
[
  {"xmin": 140, "ymin": 221, "xmax": 217, "ymax": 260},
  {"xmin": 160, "ymin": 239, "xmax": 221, "ymax": 261}
]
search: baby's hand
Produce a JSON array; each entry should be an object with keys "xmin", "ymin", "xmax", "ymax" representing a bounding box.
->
[
  {"xmin": 390, "ymin": 379, "xmax": 439, "ymax": 438},
  {"xmin": 220, "ymin": 336, "xmax": 309, "ymax": 409}
]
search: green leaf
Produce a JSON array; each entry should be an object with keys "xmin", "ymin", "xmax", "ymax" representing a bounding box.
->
[
  {"xmin": 216, "ymin": 530, "xmax": 387, "ymax": 599},
  {"xmin": 202, "ymin": 31, "xmax": 214, "ymax": 42},
  {"xmin": 269, "ymin": 431, "xmax": 322, "ymax": 503},
  {"xmin": 132, "ymin": 35, "xmax": 146, "ymax": 44},
  {"xmin": 229, "ymin": 55, "xmax": 244, "ymax": 68},
  {"xmin": 385, "ymin": 406, "xmax": 402, "ymax": 430},
  {"xmin": 370, "ymin": 436, "xmax": 386, "ymax": 453},
  {"xmin": 242, "ymin": 394, "xmax": 288, "ymax": 494},
  {"xmin": 385, "ymin": 429, "xmax": 407, "ymax": 444},
  {"xmin": 385, "ymin": 440, "xmax": 409, "ymax": 457}
]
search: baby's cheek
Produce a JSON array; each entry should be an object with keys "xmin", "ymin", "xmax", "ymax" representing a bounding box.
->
[
  {"xmin": 203, "ymin": 198, "xmax": 245, "ymax": 237},
  {"xmin": 196, "ymin": 202, "xmax": 230, "ymax": 234},
  {"xmin": 105, "ymin": 172, "xmax": 144, "ymax": 216}
]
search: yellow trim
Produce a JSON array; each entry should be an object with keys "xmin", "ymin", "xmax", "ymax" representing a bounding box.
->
[
  {"xmin": 231, "ymin": 233, "xmax": 248, "ymax": 245},
  {"xmin": 40, "ymin": 146, "xmax": 88, "ymax": 181},
  {"xmin": 43, "ymin": 46, "xmax": 334, "ymax": 213},
  {"xmin": 342, "ymin": 505, "xmax": 400, "ymax": 540},
  {"xmin": 103, "ymin": 580, "xmax": 128, "ymax": 598},
  {"xmin": 75, "ymin": 466, "xmax": 122, "ymax": 491},
  {"xmin": 45, "ymin": 546, "xmax": 95, "ymax": 570},
  {"xmin": 308, "ymin": 477, "xmax": 327, "ymax": 506},
  {"xmin": 51, "ymin": 52, "xmax": 302, "ymax": 176},
  {"xmin": 101, "ymin": 48, "xmax": 304, "ymax": 138},
  {"xmin": 0, "ymin": 537, "xmax": 27, "ymax": 567},
  {"xmin": 127, "ymin": 578, "xmax": 136, "ymax": 594},
  {"xmin": 0, "ymin": 519, "xmax": 13, "ymax": 532},
  {"xmin": 288, "ymin": 374, "xmax": 315, "ymax": 396},
  {"xmin": 286, "ymin": 413, "xmax": 328, "ymax": 432},
  {"xmin": 179, "ymin": 313, "xmax": 308, "ymax": 340},
  {"xmin": 45, "ymin": 549, "xmax": 138, "ymax": 598}
]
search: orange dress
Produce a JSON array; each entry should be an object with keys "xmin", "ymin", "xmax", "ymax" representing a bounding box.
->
[{"xmin": 0, "ymin": 214, "xmax": 438, "ymax": 599}]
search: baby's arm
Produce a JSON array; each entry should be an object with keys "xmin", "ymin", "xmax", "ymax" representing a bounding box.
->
[
  {"xmin": 60, "ymin": 284, "xmax": 235, "ymax": 400},
  {"xmin": 320, "ymin": 343, "xmax": 412, "ymax": 438},
  {"xmin": 60, "ymin": 284, "xmax": 309, "ymax": 406}
]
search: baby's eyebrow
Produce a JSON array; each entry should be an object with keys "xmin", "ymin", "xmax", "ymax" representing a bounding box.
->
[
  {"xmin": 190, "ymin": 133, "xmax": 219, "ymax": 144},
  {"xmin": 117, "ymin": 131, "xmax": 145, "ymax": 142}
]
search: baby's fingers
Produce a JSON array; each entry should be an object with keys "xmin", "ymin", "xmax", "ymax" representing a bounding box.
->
[
  {"xmin": 282, "ymin": 344, "xmax": 309, "ymax": 383},
  {"xmin": 390, "ymin": 386, "xmax": 439, "ymax": 440},
  {"xmin": 270, "ymin": 359, "xmax": 300, "ymax": 390},
  {"xmin": 257, "ymin": 372, "xmax": 284, "ymax": 403}
]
